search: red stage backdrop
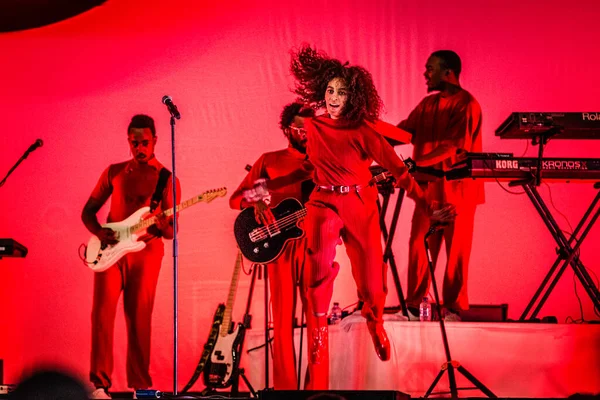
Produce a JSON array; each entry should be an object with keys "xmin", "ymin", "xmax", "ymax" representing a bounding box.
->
[{"xmin": 0, "ymin": 0, "xmax": 599, "ymax": 392}]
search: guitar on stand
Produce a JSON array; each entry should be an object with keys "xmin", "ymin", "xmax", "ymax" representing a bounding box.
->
[
  {"xmin": 180, "ymin": 250, "xmax": 257, "ymax": 396},
  {"xmin": 203, "ymin": 250, "xmax": 245, "ymax": 390}
]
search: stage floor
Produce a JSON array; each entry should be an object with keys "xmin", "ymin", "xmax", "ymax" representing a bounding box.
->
[{"xmin": 242, "ymin": 313, "xmax": 600, "ymax": 398}]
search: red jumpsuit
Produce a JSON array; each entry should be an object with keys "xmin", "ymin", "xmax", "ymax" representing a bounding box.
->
[
  {"xmin": 230, "ymin": 146, "xmax": 316, "ymax": 390},
  {"xmin": 88, "ymin": 156, "xmax": 181, "ymax": 390},
  {"xmin": 303, "ymin": 115, "xmax": 424, "ymax": 389},
  {"xmin": 398, "ymin": 89, "xmax": 484, "ymax": 312}
]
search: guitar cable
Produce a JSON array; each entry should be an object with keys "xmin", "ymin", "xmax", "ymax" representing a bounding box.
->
[{"xmin": 77, "ymin": 242, "xmax": 96, "ymax": 266}]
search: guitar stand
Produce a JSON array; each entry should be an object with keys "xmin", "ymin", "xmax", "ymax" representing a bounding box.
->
[
  {"xmin": 376, "ymin": 183, "xmax": 409, "ymax": 316},
  {"xmin": 200, "ymin": 366, "xmax": 257, "ymax": 398},
  {"xmin": 516, "ymin": 178, "xmax": 600, "ymax": 320},
  {"xmin": 423, "ymin": 226, "xmax": 496, "ymax": 398},
  {"xmin": 232, "ymin": 263, "xmax": 269, "ymax": 397}
]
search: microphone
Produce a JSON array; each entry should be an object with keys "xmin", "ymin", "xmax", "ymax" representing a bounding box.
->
[
  {"xmin": 26, "ymin": 139, "xmax": 43, "ymax": 154},
  {"xmin": 161, "ymin": 95, "xmax": 181, "ymax": 119}
]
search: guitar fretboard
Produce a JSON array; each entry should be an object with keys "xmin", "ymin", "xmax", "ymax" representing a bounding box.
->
[
  {"xmin": 221, "ymin": 251, "xmax": 243, "ymax": 336},
  {"xmin": 129, "ymin": 188, "xmax": 226, "ymax": 235}
]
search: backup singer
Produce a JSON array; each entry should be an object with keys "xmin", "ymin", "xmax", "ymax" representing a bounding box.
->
[
  {"xmin": 229, "ymin": 103, "xmax": 317, "ymax": 390},
  {"xmin": 396, "ymin": 50, "xmax": 484, "ymax": 321},
  {"xmin": 82, "ymin": 114, "xmax": 181, "ymax": 398}
]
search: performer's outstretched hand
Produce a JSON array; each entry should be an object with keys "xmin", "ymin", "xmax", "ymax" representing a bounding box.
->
[{"xmin": 430, "ymin": 204, "xmax": 457, "ymax": 224}]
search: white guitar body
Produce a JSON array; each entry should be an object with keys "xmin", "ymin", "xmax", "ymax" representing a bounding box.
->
[
  {"xmin": 85, "ymin": 207, "xmax": 150, "ymax": 273},
  {"xmin": 205, "ymin": 324, "xmax": 244, "ymax": 388}
]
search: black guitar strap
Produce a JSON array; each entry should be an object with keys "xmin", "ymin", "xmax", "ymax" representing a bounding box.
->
[{"xmin": 150, "ymin": 168, "xmax": 172, "ymax": 213}]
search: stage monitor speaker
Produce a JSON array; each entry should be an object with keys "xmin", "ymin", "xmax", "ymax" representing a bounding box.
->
[
  {"xmin": 461, "ymin": 304, "xmax": 508, "ymax": 322},
  {"xmin": 258, "ymin": 390, "xmax": 410, "ymax": 400}
]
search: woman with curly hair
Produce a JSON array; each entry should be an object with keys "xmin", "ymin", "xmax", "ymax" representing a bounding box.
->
[{"xmin": 289, "ymin": 45, "xmax": 452, "ymax": 389}]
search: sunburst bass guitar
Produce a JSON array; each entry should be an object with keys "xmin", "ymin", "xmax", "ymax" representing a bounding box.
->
[{"xmin": 85, "ymin": 187, "xmax": 227, "ymax": 272}]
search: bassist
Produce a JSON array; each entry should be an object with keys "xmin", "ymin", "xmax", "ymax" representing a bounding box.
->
[
  {"xmin": 229, "ymin": 103, "xmax": 316, "ymax": 390},
  {"xmin": 81, "ymin": 114, "xmax": 182, "ymax": 399}
]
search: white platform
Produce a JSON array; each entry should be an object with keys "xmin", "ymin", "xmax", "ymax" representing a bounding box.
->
[{"xmin": 241, "ymin": 313, "xmax": 600, "ymax": 398}]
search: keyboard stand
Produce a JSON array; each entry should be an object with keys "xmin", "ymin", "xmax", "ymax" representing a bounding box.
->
[
  {"xmin": 513, "ymin": 178, "xmax": 600, "ymax": 320},
  {"xmin": 376, "ymin": 182, "xmax": 409, "ymax": 317}
]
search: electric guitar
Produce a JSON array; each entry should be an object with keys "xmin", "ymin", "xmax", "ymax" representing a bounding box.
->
[
  {"xmin": 203, "ymin": 251, "xmax": 245, "ymax": 389},
  {"xmin": 85, "ymin": 187, "xmax": 227, "ymax": 272},
  {"xmin": 233, "ymin": 171, "xmax": 392, "ymax": 264}
]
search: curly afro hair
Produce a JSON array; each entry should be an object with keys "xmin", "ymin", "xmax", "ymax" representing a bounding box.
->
[
  {"xmin": 279, "ymin": 102, "xmax": 315, "ymax": 132},
  {"xmin": 290, "ymin": 45, "xmax": 383, "ymax": 127}
]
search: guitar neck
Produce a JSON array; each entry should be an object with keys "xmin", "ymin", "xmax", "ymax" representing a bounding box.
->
[
  {"xmin": 131, "ymin": 194, "xmax": 207, "ymax": 234},
  {"xmin": 221, "ymin": 251, "xmax": 243, "ymax": 336}
]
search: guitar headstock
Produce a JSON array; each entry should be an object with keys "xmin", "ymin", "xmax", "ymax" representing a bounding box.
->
[{"xmin": 200, "ymin": 187, "xmax": 228, "ymax": 203}]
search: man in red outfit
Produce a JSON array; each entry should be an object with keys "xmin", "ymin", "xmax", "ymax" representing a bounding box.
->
[
  {"xmin": 229, "ymin": 103, "xmax": 317, "ymax": 390},
  {"xmin": 82, "ymin": 114, "xmax": 181, "ymax": 399},
  {"xmin": 396, "ymin": 50, "xmax": 484, "ymax": 321}
]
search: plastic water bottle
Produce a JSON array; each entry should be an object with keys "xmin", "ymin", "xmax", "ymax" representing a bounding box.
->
[
  {"xmin": 330, "ymin": 302, "xmax": 342, "ymax": 325},
  {"xmin": 419, "ymin": 297, "xmax": 432, "ymax": 321}
]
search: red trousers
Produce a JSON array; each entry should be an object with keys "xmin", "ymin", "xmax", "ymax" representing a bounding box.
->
[
  {"xmin": 406, "ymin": 202, "xmax": 477, "ymax": 311},
  {"xmin": 304, "ymin": 186, "xmax": 388, "ymax": 390},
  {"xmin": 90, "ymin": 240, "xmax": 164, "ymax": 389},
  {"xmin": 267, "ymin": 235, "xmax": 318, "ymax": 390}
]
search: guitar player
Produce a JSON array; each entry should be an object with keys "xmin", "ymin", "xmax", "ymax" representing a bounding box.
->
[
  {"xmin": 229, "ymin": 102, "xmax": 317, "ymax": 390},
  {"xmin": 81, "ymin": 114, "xmax": 182, "ymax": 399}
]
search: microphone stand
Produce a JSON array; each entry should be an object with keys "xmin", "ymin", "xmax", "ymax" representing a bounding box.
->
[
  {"xmin": 423, "ymin": 224, "xmax": 496, "ymax": 398},
  {"xmin": 169, "ymin": 115, "xmax": 180, "ymax": 396},
  {"xmin": 0, "ymin": 143, "xmax": 40, "ymax": 188}
]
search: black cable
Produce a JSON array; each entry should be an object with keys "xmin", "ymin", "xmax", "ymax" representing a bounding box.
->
[
  {"xmin": 544, "ymin": 182, "xmax": 575, "ymax": 233},
  {"xmin": 481, "ymin": 157, "xmax": 525, "ymax": 195},
  {"xmin": 518, "ymin": 140, "xmax": 530, "ymax": 158},
  {"xmin": 544, "ymin": 181, "xmax": 600, "ymax": 319},
  {"xmin": 341, "ymin": 301, "xmax": 359, "ymax": 312},
  {"xmin": 78, "ymin": 243, "xmax": 95, "ymax": 265},
  {"xmin": 241, "ymin": 259, "xmax": 252, "ymax": 276}
]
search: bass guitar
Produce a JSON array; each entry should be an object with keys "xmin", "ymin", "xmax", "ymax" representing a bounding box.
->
[
  {"xmin": 180, "ymin": 303, "xmax": 225, "ymax": 393},
  {"xmin": 234, "ymin": 198, "xmax": 304, "ymax": 264},
  {"xmin": 203, "ymin": 250, "xmax": 245, "ymax": 389},
  {"xmin": 85, "ymin": 187, "xmax": 227, "ymax": 272},
  {"xmin": 234, "ymin": 171, "xmax": 392, "ymax": 264}
]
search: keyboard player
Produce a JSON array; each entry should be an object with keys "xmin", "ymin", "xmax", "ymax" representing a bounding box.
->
[{"xmin": 393, "ymin": 50, "xmax": 484, "ymax": 321}]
